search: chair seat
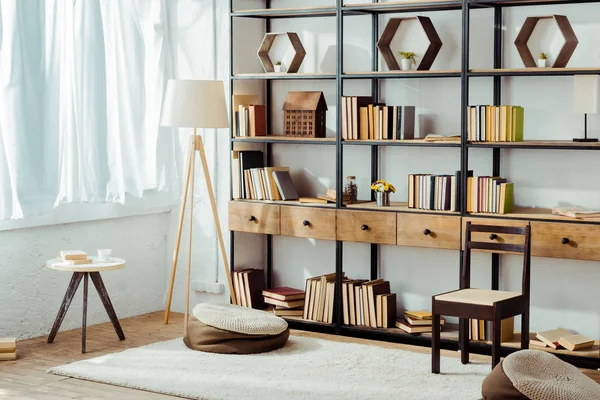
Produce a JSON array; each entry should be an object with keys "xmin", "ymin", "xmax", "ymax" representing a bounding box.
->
[{"xmin": 435, "ymin": 288, "xmax": 521, "ymax": 306}]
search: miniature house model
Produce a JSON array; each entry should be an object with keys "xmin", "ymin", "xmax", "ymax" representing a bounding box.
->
[{"xmin": 282, "ymin": 91, "xmax": 328, "ymax": 138}]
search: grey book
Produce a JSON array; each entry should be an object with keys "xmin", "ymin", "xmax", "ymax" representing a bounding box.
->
[{"xmin": 272, "ymin": 170, "xmax": 299, "ymax": 201}]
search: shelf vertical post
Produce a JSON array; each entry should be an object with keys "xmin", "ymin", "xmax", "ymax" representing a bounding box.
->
[
  {"xmin": 228, "ymin": 0, "xmax": 235, "ymax": 284},
  {"xmin": 370, "ymin": 2, "xmax": 380, "ymax": 281},
  {"xmin": 491, "ymin": 5, "xmax": 502, "ymax": 291}
]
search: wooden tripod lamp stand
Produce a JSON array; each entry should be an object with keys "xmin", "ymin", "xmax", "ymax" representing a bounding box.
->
[{"xmin": 160, "ymin": 80, "xmax": 237, "ymax": 328}]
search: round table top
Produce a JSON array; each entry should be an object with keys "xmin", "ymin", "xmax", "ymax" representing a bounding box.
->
[{"xmin": 46, "ymin": 256, "xmax": 126, "ymax": 272}]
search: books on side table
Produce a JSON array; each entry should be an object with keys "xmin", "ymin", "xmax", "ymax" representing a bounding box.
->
[
  {"xmin": 232, "ymin": 269, "xmax": 265, "ymax": 309},
  {"xmin": 263, "ymin": 287, "xmax": 305, "ymax": 317},
  {"xmin": 58, "ymin": 250, "xmax": 92, "ymax": 265},
  {"xmin": 0, "ymin": 338, "xmax": 16, "ymax": 361}
]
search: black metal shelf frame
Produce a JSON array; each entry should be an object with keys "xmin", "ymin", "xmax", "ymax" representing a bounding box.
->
[{"xmin": 229, "ymin": 0, "xmax": 600, "ymax": 369}]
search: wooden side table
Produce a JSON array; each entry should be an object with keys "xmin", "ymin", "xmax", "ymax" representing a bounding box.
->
[{"xmin": 45, "ymin": 257, "xmax": 126, "ymax": 353}]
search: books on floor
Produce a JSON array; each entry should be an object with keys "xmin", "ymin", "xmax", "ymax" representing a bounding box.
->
[
  {"xmin": 467, "ymin": 105, "xmax": 524, "ymax": 142},
  {"xmin": 466, "ymin": 175, "xmax": 514, "ymax": 214},
  {"xmin": 408, "ymin": 173, "xmax": 459, "ymax": 212},
  {"xmin": 341, "ymin": 279, "xmax": 398, "ymax": 328},
  {"xmin": 341, "ymin": 96, "xmax": 416, "ymax": 141},
  {"xmin": 0, "ymin": 338, "xmax": 16, "ymax": 361},
  {"xmin": 232, "ymin": 269, "xmax": 265, "ymax": 309}
]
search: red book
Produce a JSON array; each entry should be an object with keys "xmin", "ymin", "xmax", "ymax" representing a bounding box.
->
[{"xmin": 262, "ymin": 287, "xmax": 305, "ymax": 301}]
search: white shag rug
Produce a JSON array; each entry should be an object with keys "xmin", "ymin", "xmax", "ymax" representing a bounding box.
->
[{"xmin": 49, "ymin": 336, "xmax": 489, "ymax": 400}]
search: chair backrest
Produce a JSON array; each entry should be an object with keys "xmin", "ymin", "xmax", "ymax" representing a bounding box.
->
[{"xmin": 462, "ymin": 222, "xmax": 532, "ymax": 295}]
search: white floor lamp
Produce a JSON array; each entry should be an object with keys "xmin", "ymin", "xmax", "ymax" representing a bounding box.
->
[{"xmin": 160, "ymin": 80, "xmax": 237, "ymax": 331}]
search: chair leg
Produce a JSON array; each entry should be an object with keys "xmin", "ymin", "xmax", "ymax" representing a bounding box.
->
[
  {"xmin": 492, "ymin": 308, "xmax": 502, "ymax": 369},
  {"xmin": 460, "ymin": 317, "xmax": 470, "ymax": 364},
  {"xmin": 431, "ymin": 307, "xmax": 441, "ymax": 374},
  {"xmin": 521, "ymin": 308, "xmax": 530, "ymax": 350}
]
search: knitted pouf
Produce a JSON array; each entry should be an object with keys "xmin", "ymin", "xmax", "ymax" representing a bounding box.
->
[
  {"xmin": 482, "ymin": 350, "xmax": 600, "ymax": 400},
  {"xmin": 183, "ymin": 303, "xmax": 289, "ymax": 354}
]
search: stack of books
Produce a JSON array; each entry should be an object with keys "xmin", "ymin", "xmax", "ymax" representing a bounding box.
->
[
  {"xmin": 0, "ymin": 338, "xmax": 16, "ymax": 361},
  {"xmin": 232, "ymin": 150, "xmax": 299, "ymax": 201},
  {"xmin": 408, "ymin": 173, "xmax": 459, "ymax": 212},
  {"xmin": 396, "ymin": 310, "xmax": 445, "ymax": 334},
  {"xmin": 341, "ymin": 96, "xmax": 416, "ymax": 141},
  {"xmin": 466, "ymin": 175, "xmax": 514, "ymax": 214},
  {"xmin": 263, "ymin": 287, "xmax": 305, "ymax": 317},
  {"xmin": 235, "ymin": 104, "xmax": 266, "ymax": 137},
  {"xmin": 59, "ymin": 250, "xmax": 92, "ymax": 265},
  {"xmin": 342, "ymin": 279, "xmax": 397, "ymax": 328},
  {"xmin": 232, "ymin": 269, "xmax": 265, "ymax": 309},
  {"xmin": 302, "ymin": 273, "xmax": 344, "ymax": 323},
  {"xmin": 534, "ymin": 328, "xmax": 594, "ymax": 351},
  {"xmin": 467, "ymin": 105, "xmax": 524, "ymax": 142}
]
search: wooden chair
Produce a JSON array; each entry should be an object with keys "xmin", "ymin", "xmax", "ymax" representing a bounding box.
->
[{"xmin": 431, "ymin": 222, "xmax": 531, "ymax": 373}]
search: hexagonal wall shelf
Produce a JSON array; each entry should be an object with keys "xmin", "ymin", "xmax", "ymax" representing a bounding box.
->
[
  {"xmin": 377, "ymin": 16, "xmax": 443, "ymax": 71},
  {"xmin": 257, "ymin": 32, "xmax": 306, "ymax": 73},
  {"xmin": 514, "ymin": 15, "xmax": 578, "ymax": 68}
]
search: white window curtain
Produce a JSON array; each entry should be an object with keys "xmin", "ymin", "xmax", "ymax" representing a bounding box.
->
[{"xmin": 0, "ymin": 0, "xmax": 180, "ymax": 220}]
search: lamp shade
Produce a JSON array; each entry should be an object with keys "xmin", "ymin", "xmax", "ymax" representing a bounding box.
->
[
  {"xmin": 160, "ymin": 79, "xmax": 229, "ymax": 129},
  {"xmin": 573, "ymin": 75, "xmax": 598, "ymax": 115}
]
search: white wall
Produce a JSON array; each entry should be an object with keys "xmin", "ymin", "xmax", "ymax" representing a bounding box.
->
[
  {"xmin": 0, "ymin": 211, "xmax": 171, "ymax": 340},
  {"xmin": 231, "ymin": 1, "xmax": 600, "ymax": 339}
]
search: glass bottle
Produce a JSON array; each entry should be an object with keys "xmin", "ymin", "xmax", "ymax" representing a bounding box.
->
[{"xmin": 345, "ymin": 176, "xmax": 357, "ymax": 204}]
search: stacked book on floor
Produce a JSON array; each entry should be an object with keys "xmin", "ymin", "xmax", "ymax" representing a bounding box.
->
[
  {"xmin": 263, "ymin": 287, "xmax": 305, "ymax": 317},
  {"xmin": 532, "ymin": 328, "xmax": 595, "ymax": 352},
  {"xmin": 232, "ymin": 269, "xmax": 265, "ymax": 309},
  {"xmin": 466, "ymin": 175, "xmax": 514, "ymax": 214},
  {"xmin": 467, "ymin": 105, "xmax": 524, "ymax": 142},
  {"xmin": 341, "ymin": 96, "xmax": 416, "ymax": 140},
  {"xmin": 396, "ymin": 310, "xmax": 445, "ymax": 334},
  {"xmin": 0, "ymin": 338, "xmax": 16, "ymax": 361},
  {"xmin": 302, "ymin": 273, "xmax": 344, "ymax": 323},
  {"xmin": 470, "ymin": 317, "xmax": 514, "ymax": 342},
  {"xmin": 58, "ymin": 250, "xmax": 93, "ymax": 265},
  {"xmin": 408, "ymin": 173, "xmax": 459, "ymax": 211},
  {"xmin": 341, "ymin": 279, "xmax": 397, "ymax": 328},
  {"xmin": 231, "ymin": 150, "xmax": 298, "ymax": 201}
]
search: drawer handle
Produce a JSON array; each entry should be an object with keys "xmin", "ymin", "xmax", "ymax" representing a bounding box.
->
[
  {"xmin": 423, "ymin": 229, "xmax": 431, "ymax": 236},
  {"xmin": 248, "ymin": 215, "xmax": 256, "ymax": 222},
  {"xmin": 489, "ymin": 234, "xmax": 498, "ymax": 240},
  {"xmin": 361, "ymin": 224, "xmax": 368, "ymax": 231},
  {"xmin": 303, "ymin": 220, "xmax": 310, "ymax": 227},
  {"xmin": 561, "ymin": 237, "xmax": 570, "ymax": 245}
]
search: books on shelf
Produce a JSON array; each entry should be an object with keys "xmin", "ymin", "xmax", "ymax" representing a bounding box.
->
[
  {"xmin": 396, "ymin": 319, "xmax": 440, "ymax": 334},
  {"xmin": 558, "ymin": 334, "xmax": 595, "ymax": 352},
  {"xmin": 552, "ymin": 206, "xmax": 600, "ymax": 220},
  {"xmin": 396, "ymin": 310, "xmax": 444, "ymax": 334},
  {"xmin": 536, "ymin": 328, "xmax": 573, "ymax": 350},
  {"xmin": 467, "ymin": 105, "xmax": 524, "ymax": 142},
  {"xmin": 263, "ymin": 287, "xmax": 305, "ymax": 301},
  {"xmin": 466, "ymin": 176, "xmax": 514, "ymax": 214},
  {"xmin": 302, "ymin": 273, "xmax": 341, "ymax": 323},
  {"xmin": 341, "ymin": 96, "xmax": 415, "ymax": 141},
  {"xmin": 408, "ymin": 173, "xmax": 459, "ymax": 212},
  {"xmin": 232, "ymin": 269, "xmax": 265, "ymax": 309},
  {"xmin": 264, "ymin": 287, "xmax": 306, "ymax": 317},
  {"xmin": 273, "ymin": 170, "xmax": 299, "ymax": 201},
  {"xmin": 232, "ymin": 95, "xmax": 265, "ymax": 137},
  {"xmin": 470, "ymin": 317, "xmax": 514, "ymax": 342},
  {"xmin": 232, "ymin": 94, "xmax": 259, "ymax": 137},
  {"xmin": 341, "ymin": 279, "xmax": 397, "ymax": 328}
]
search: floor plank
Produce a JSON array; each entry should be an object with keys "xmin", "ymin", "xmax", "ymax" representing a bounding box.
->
[{"xmin": 1, "ymin": 311, "xmax": 597, "ymax": 399}]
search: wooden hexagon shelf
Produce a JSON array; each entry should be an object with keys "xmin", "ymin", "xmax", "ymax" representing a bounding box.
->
[
  {"xmin": 257, "ymin": 32, "xmax": 306, "ymax": 73},
  {"xmin": 514, "ymin": 15, "xmax": 579, "ymax": 68},
  {"xmin": 377, "ymin": 16, "xmax": 443, "ymax": 71}
]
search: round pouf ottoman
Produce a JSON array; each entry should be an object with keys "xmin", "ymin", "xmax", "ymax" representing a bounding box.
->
[
  {"xmin": 183, "ymin": 303, "xmax": 289, "ymax": 354},
  {"xmin": 482, "ymin": 350, "xmax": 600, "ymax": 400}
]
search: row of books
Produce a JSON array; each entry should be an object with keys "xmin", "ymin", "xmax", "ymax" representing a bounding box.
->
[
  {"xmin": 470, "ymin": 317, "xmax": 514, "ymax": 342},
  {"xmin": 467, "ymin": 176, "xmax": 514, "ymax": 214},
  {"xmin": 396, "ymin": 310, "xmax": 445, "ymax": 334},
  {"xmin": 232, "ymin": 269, "xmax": 265, "ymax": 309},
  {"xmin": 232, "ymin": 150, "xmax": 299, "ymax": 201},
  {"xmin": 262, "ymin": 287, "xmax": 306, "ymax": 317},
  {"xmin": 303, "ymin": 273, "xmax": 342, "ymax": 323},
  {"xmin": 341, "ymin": 96, "xmax": 416, "ymax": 141},
  {"xmin": 467, "ymin": 105, "xmax": 524, "ymax": 142},
  {"xmin": 234, "ymin": 104, "xmax": 266, "ymax": 137},
  {"xmin": 408, "ymin": 173, "xmax": 459, "ymax": 212},
  {"xmin": 532, "ymin": 328, "xmax": 595, "ymax": 352},
  {"xmin": 341, "ymin": 279, "xmax": 397, "ymax": 328}
]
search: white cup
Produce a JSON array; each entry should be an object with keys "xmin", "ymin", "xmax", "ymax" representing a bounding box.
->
[{"xmin": 98, "ymin": 249, "xmax": 112, "ymax": 262}]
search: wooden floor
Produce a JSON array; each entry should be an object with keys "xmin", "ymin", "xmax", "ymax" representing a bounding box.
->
[{"xmin": 1, "ymin": 311, "xmax": 598, "ymax": 399}]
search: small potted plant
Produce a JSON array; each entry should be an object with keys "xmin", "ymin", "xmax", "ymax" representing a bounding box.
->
[
  {"xmin": 538, "ymin": 52, "xmax": 548, "ymax": 68},
  {"xmin": 397, "ymin": 51, "xmax": 417, "ymax": 71},
  {"xmin": 371, "ymin": 179, "xmax": 396, "ymax": 206},
  {"xmin": 274, "ymin": 61, "xmax": 283, "ymax": 73}
]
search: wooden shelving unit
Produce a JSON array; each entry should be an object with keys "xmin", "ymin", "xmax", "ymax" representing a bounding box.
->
[
  {"xmin": 233, "ymin": 199, "xmax": 337, "ymax": 209},
  {"xmin": 229, "ymin": 0, "xmax": 600, "ymax": 369}
]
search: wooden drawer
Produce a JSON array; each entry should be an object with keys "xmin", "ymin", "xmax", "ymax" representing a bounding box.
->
[
  {"xmin": 531, "ymin": 221, "xmax": 600, "ymax": 261},
  {"xmin": 336, "ymin": 210, "xmax": 396, "ymax": 245},
  {"xmin": 228, "ymin": 202, "xmax": 280, "ymax": 235},
  {"xmin": 397, "ymin": 214, "xmax": 460, "ymax": 250},
  {"xmin": 462, "ymin": 218, "xmax": 529, "ymax": 253},
  {"xmin": 280, "ymin": 206, "xmax": 336, "ymax": 240}
]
